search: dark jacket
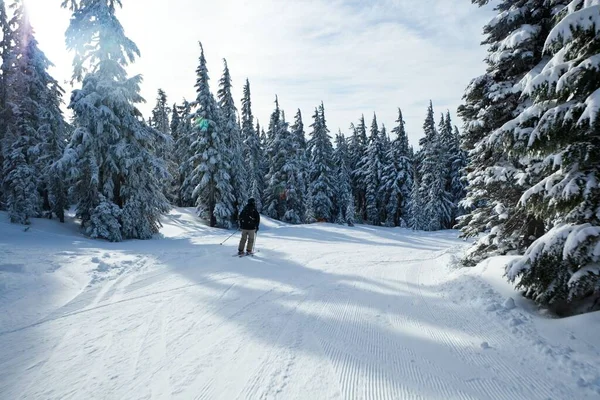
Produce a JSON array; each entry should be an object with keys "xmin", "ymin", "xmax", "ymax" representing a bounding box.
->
[{"xmin": 239, "ymin": 205, "xmax": 260, "ymax": 230}]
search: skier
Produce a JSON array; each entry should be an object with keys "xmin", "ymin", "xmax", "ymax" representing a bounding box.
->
[{"xmin": 238, "ymin": 198, "xmax": 260, "ymax": 256}]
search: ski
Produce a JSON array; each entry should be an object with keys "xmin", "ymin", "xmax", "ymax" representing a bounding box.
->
[{"xmin": 232, "ymin": 250, "xmax": 259, "ymax": 258}]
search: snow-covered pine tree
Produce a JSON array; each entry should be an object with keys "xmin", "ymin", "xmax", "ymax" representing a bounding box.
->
[
  {"xmin": 241, "ymin": 79, "xmax": 263, "ymax": 211},
  {"xmin": 36, "ymin": 60, "xmax": 69, "ymax": 222},
  {"xmin": 151, "ymin": 89, "xmax": 170, "ymax": 135},
  {"xmin": 447, "ymin": 120, "xmax": 467, "ymax": 226},
  {"xmin": 150, "ymin": 89, "xmax": 178, "ymax": 203},
  {"xmin": 333, "ymin": 131, "xmax": 354, "ymax": 226},
  {"xmin": 59, "ymin": 0, "xmax": 170, "ymax": 240},
  {"xmin": 217, "ymin": 59, "xmax": 247, "ymax": 225},
  {"xmin": 2, "ymin": 1, "xmax": 38, "ymax": 223},
  {"xmin": 0, "ymin": 0, "xmax": 7, "ymax": 104},
  {"xmin": 257, "ymin": 120, "xmax": 270, "ymax": 196},
  {"xmin": 259, "ymin": 121, "xmax": 267, "ymax": 149},
  {"xmin": 345, "ymin": 123, "xmax": 362, "ymax": 224},
  {"xmin": 458, "ymin": 0, "xmax": 558, "ymax": 265},
  {"xmin": 346, "ymin": 123, "xmax": 360, "ymax": 170},
  {"xmin": 304, "ymin": 188, "xmax": 316, "ymax": 224},
  {"xmin": 351, "ymin": 115, "xmax": 369, "ymax": 221},
  {"xmin": 289, "ymin": 108, "xmax": 307, "ymax": 222},
  {"xmin": 382, "ymin": 108, "xmax": 413, "ymax": 227},
  {"xmin": 170, "ymin": 102, "xmax": 180, "ymax": 141},
  {"xmin": 0, "ymin": 0, "xmax": 9, "ymax": 199},
  {"xmin": 282, "ymin": 148, "xmax": 303, "ymax": 225},
  {"xmin": 184, "ymin": 43, "xmax": 234, "ymax": 227},
  {"xmin": 415, "ymin": 101, "xmax": 452, "ymax": 231},
  {"xmin": 436, "ymin": 113, "xmax": 453, "ymax": 229},
  {"xmin": 291, "ymin": 109, "xmax": 307, "ymax": 155},
  {"xmin": 3, "ymin": 1, "xmax": 68, "ymax": 224},
  {"xmin": 167, "ymin": 102, "xmax": 182, "ymax": 203},
  {"xmin": 504, "ymin": 1, "xmax": 600, "ymax": 314},
  {"xmin": 361, "ymin": 114, "xmax": 384, "ymax": 225},
  {"xmin": 408, "ymin": 164, "xmax": 425, "ymax": 230},
  {"xmin": 263, "ymin": 100, "xmax": 303, "ymax": 224},
  {"xmin": 378, "ymin": 124, "xmax": 391, "ymax": 224},
  {"xmin": 174, "ymin": 100, "xmax": 195, "ymax": 206},
  {"xmin": 307, "ymin": 103, "xmax": 335, "ymax": 221},
  {"xmin": 263, "ymin": 96, "xmax": 286, "ymax": 219}
]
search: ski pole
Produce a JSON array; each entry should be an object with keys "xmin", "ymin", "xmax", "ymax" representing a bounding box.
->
[{"xmin": 220, "ymin": 228, "xmax": 239, "ymax": 245}]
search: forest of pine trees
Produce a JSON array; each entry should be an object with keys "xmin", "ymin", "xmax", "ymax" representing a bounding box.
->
[{"xmin": 0, "ymin": 0, "xmax": 597, "ymax": 315}]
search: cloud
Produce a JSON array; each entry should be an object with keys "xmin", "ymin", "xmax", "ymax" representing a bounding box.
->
[{"xmin": 25, "ymin": 0, "xmax": 495, "ymax": 146}]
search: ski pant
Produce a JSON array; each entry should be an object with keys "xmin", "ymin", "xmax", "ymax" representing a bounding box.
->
[{"xmin": 238, "ymin": 229, "xmax": 256, "ymax": 252}]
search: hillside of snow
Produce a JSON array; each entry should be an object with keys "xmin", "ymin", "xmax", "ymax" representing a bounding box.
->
[{"xmin": 0, "ymin": 208, "xmax": 599, "ymax": 399}]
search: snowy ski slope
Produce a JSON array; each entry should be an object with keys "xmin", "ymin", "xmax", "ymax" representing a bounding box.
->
[{"xmin": 0, "ymin": 208, "xmax": 599, "ymax": 399}]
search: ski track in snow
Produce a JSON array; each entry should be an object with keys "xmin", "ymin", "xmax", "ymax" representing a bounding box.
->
[{"xmin": 1, "ymin": 209, "xmax": 599, "ymax": 399}]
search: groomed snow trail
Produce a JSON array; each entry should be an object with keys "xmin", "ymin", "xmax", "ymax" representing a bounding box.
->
[{"xmin": 1, "ymin": 209, "xmax": 599, "ymax": 399}]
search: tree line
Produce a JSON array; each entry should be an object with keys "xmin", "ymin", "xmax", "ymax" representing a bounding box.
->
[{"xmin": 0, "ymin": 0, "xmax": 466, "ymax": 237}]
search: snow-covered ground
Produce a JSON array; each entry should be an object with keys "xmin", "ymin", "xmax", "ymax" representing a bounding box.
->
[{"xmin": 1, "ymin": 208, "xmax": 599, "ymax": 399}]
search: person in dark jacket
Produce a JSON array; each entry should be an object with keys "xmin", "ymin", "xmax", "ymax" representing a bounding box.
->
[{"xmin": 238, "ymin": 198, "xmax": 260, "ymax": 255}]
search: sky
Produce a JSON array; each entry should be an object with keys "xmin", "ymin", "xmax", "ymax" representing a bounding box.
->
[{"xmin": 24, "ymin": 0, "xmax": 496, "ymax": 147}]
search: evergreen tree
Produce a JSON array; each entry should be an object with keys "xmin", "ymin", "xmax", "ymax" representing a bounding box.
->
[
  {"xmin": 437, "ymin": 111, "xmax": 467, "ymax": 228},
  {"xmin": 360, "ymin": 113, "xmax": 384, "ymax": 225},
  {"xmin": 436, "ymin": 113, "xmax": 453, "ymax": 229},
  {"xmin": 333, "ymin": 131, "xmax": 354, "ymax": 226},
  {"xmin": 151, "ymin": 89, "xmax": 170, "ymax": 135},
  {"xmin": 382, "ymin": 108, "xmax": 413, "ymax": 227},
  {"xmin": 259, "ymin": 121, "xmax": 267, "ymax": 149},
  {"xmin": 2, "ymin": 1, "xmax": 38, "ymax": 223},
  {"xmin": 150, "ymin": 89, "xmax": 178, "ymax": 203},
  {"xmin": 174, "ymin": 100, "xmax": 194, "ymax": 206},
  {"xmin": 217, "ymin": 59, "xmax": 247, "ymax": 224},
  {"xmin": 0, "ymin": 0, "xmax": 9, "ymax": 199},
  {"xmin": 37, "ymin": 63, "xmax": 69, "ymax": 222},
  {"xmin": 263, "ymin": 99, "xmax": 303, "ymax": 223},
  {"xmin": 304, "ymin": 189, "xmax": 316, "ymax": 224},
  {"xmin": 307, "ymin": 103, "xmax": 335, "ymax": 221},
  {"xmin": 289, "ymin": 108, "xmax": 307, "ymax": 222},
  {"xmin": 504, "ymin": 2, "xmax": 600, "ymax": 313},
  {"xmin": 2, "ymin": 1, "xmax": 68, "ymax": 224},
  {"xmin": 448, "ymin": 122, "xmax": 467, "ymax": 225},
  {"xmin": 59, "ymin": 0, "xmax": 170, "ymax": 240},
  {"xmin": 351, "ymin": 115, "xmax": 369, "ymax": 221},
  {"xmin": 170, "ymin": 102, "xmax": 180, "ymax": 141},
  {"xmin": 408, "ymin": 165, "xmax": 425, "ymax": 230},
  {"xmin": 168, "ymin": 101, "xmax": 182, "ymax": 204},
  {"xmin": 415, "ymin": 101, "xmax": 452, "ymax": 231},
  {"xmin": 346, "ymin": 123, "xmax": 361, "ymax": 222},
  {"xmin": 263, "ymin": 96, "xmax": 286, "ymax": 219},
  {"xmin": 291, "ymin": 109, "xmax": 307, "ymax": 154},
  {"xmin": 184, "ymin": 43, "xmax": 233, "ymax": 227},
  {"xmin": 241, "ymin": 79, "xmax": 263, "ymax": 211},
  {"xmin": 346, "ymin": 123, "xmax": 360, "ymax": 172},
  {"xmin": 458, "ymin": 0, "xmax": 558, "ymax": 264},
  {"xmin": 282, "ymin": 156, "xmax": 303, "ymax": 224},
  {"xmin": 378, "ymin": 124, "xmax": 391, "ymax": 224}
]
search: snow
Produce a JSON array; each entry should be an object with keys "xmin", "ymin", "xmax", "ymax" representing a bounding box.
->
[
  {"xmin": 1, "ymin": 208, "xmax": 599, "ymax": 399},
  {"xmin": 578, "ymin": 87, "xmax": 600, "ymax": 125},
  {"xmin": 545, "ymin": 3, "xmax": 600, "ymax": 50},
  {"xmin": 490, "ymin": 24, "xmax": 540, "ymax": 65}
]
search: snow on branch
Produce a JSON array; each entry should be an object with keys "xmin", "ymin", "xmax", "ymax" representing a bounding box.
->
[{"xmin": 545, "ymin": 3, "xmax": 600, "ymax": 50}]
